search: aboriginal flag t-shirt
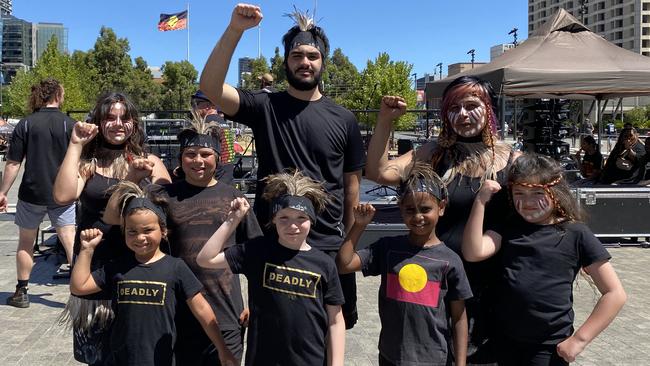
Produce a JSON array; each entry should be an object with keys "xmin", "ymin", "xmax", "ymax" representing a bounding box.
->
[{"xmin": 358, "ymin": 236, "xmax": 473, "ymax": 365}]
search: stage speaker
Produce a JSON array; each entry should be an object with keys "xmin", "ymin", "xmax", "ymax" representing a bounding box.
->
[{"xmin": 397, "ymin": 139, "xmax": 414, "ymax": 155}]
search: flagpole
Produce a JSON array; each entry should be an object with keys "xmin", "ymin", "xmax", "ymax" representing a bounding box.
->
[{"xmin": 186, "ymin": 2, "xmax": 190, "ymax": 61}]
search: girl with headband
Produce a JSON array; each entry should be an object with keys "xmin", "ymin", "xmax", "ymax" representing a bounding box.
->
[
  {"xmin": 70, "ymin": 181, "xmax": 236, "ymax": 366},
  {"xmin": 462, "ymin": 153, "xmax": 626, "ymax": 365},
  {"xmin": 197, "ymin": 170, "xmax": 346, "ymax": 366},
  {"xmin": 54, "ymin": 92, "xmax": 171, "ymax": 365},
  {"xmin": 337, "ymin": 162, "xmax": 472, "ymax": 366},
  {"xmin": 366, "ymin": 77, "xmax": 517, "ymax": 363}
]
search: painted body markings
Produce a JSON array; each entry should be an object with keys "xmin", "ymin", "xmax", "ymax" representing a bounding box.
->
[
  {"xmin": 447, "ymin": 99, "xmax": 487, "ymax": 138},
  {"xmin": 514, "ymin": 196, "xmax": 553, "ymax": 222}
]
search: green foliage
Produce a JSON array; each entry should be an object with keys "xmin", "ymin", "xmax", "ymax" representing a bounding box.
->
[
  {"xmin": 5, "ymin": 36, "xmax": 93, "ymax": 119},
  {"xmin": 623, "ymin": 107, "xmax": 646, "ymax": 127},
  {"xmin": 127, "ymin": 57, "xmax": 164, "ymax": 111},
  {"xmin": 324, "ymin": 48, "xmax": 360, "ymax": 106},
  {"xmin": 241, "ymin": 56, "xmax": 270, "ymax": 90},
  {"xmin": 161, "ymin": 60, "xmax": 198, "ymax": 110},
  {"xmin": 87, "ymin": 27, "xmax": 134, "ymax": 94},
  {"xmin": 344, "ymin": 53, "xmax": 417, "ymax": 130},
  {"xmin": 269, "ymin": 47, "xmax": 286, "ymax": 90}
]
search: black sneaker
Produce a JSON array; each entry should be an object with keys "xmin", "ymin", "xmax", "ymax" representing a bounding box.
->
[{"xmin": 6, "ymin": 287, "xmax": 29, "ymax": 308}]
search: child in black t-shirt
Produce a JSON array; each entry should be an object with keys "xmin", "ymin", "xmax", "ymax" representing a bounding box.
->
[
  {"xmin": 337, "ymin": 162, "xmax": 472, "ymax": 366},
  {"xmin": 463, "ymin": 153, "xmax": 627, "ymax": 366},
  {"xmin": 70, "ymin": 181, "xmax": 236, "ymax": 366},
  {"xmin": 197, "ymin": 170, "xmax": 346, "ymax": 366}
]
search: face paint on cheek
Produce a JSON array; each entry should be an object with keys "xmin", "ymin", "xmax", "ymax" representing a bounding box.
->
[{"xmin": 447, "ymin": 111, "xmax": 458, "ymax": 125}]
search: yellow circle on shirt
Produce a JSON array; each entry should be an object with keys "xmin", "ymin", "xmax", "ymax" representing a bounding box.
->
[{"xmin": 398, "ymin": 264, "xmax": 427, "ymax": 293}]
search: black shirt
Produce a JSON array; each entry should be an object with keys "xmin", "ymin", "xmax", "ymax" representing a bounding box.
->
[
  {"xmin": 7, "ymin": 107, "xmax": 74, "ymax": 205},
  {"xmin": 490, "ymin": 218, "xmax": 611, "ymax": 344},
  {"xmin": 358, "ymin": 236, "xmax": 473, "ymax": 365},
  {"xmin": 92, "ymin": 254, "xmax": 203, "ymax": 366},
  {"xmin": 225, "ymin": 237, "xmax": 345, "ymax": 366},
  {"xmin": 230, "ymin": 90, "xmax": 366, "ymax": 250},
  {"xmin": 151, "ymin": 180, "xmax": 263, "ymax": 330}
]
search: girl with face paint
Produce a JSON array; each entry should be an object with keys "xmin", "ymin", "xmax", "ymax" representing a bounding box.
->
[
  {"xmin": 366, "ymin": 77, "xmax": 517, "ymax": 364},
  {"xmin": 54, "ymin": 92, "xmax": 171, "ymax": 365},
  {"xmin": 463, "ymin": 153, "xmax": 626, "ymax": 366}
]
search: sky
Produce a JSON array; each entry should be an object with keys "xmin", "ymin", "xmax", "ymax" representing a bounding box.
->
[{"xmin": 14, "ymin": 1, "xmax": 528, "ymax": 86}]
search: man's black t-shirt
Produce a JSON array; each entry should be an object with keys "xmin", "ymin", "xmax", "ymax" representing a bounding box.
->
[
  {"xmin": 92, "ymin": 254, "xmax": 203, "ymax": 366},
  {"xmin": 357, "ymin": 236, "xmax": 473, "ymax": 365},
  {"xmin": 490, "ymin": 217, "xmax": 611, "ymax": 344},
  {"xmin": 230, "ymin": 90, "xmax": 366, "ymax": 250},
  {"xmin": 7, "ymin": 107, "xmax": 75, "ymax": 205},
  {"xmin": 150, "ymin": 180, "xmax": 263, "ymax": 329},
  {"xmin": 225, "ymin": 237, "xmax": 345, "ymax": 366}
]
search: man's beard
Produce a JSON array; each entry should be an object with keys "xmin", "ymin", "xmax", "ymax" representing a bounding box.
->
[{"xmin": 285, "ymin": 65, "xmax": 322, "ymax": 91}]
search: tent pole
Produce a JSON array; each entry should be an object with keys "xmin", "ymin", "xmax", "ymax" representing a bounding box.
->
[{"xmin": 596, "ymin": 99, "xmax": 602, "ymax": 151}]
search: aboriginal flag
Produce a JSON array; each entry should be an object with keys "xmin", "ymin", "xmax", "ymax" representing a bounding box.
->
[
  {"xmin": 158, "ymin": 10, "xmax": 188, "ymax": 31},
  {"xmin": 386, "ymin": 252, "xmax": 444, "ymax": 308}
]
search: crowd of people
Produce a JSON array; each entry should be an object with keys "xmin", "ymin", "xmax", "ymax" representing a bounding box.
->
[{"xmin": 0, "ymin": 3, "xmax": 633, "ymax": 366}]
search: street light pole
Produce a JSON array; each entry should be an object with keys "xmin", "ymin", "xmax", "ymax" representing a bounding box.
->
[
  {"xmin": 579, "ymin": 0, "xmax": 589, "ymax": 24},
  {"xmin": 509, "ymin": 27, "xmax": 518, "ymax": 47},
  {"xmin": 467, "ymin": 49, "xmax": 475, "ymax": 68},
  {"xmin": 412, "ymin": 73, "xmax": 417, "ymax": 90},
  {"xmin": 436, "ymin": 63, "xmax": 442, "ymax": 79}
]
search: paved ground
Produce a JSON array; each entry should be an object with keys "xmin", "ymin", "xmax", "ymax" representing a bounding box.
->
[{"xmin": 1, "ymin": 161, "xmax": 650, "ymax": 365}]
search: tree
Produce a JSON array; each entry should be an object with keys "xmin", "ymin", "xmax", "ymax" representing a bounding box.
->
[
  {"xmin": 161, "ymin": 60, "xmax": 198, "ymax": 110},
  {"xmin": 241, "ymin": 56, "xmax": 270, "ymax": 90},
  {"xmin": 269, "ymin": 47, "xmax": 286, "ymax": 90},
  {"xmin": 86, "ymin": 27, "xmax": 134, "ymax": 94},
  {"xmin": 127, "ymin": 57, "xmax": 163, "ymax": 111},
  {"xmin": 5, "ymin": 37, "xmax": 93, "ymax": 119},
  {"xmin": 345, "ymin": 53, "xmax": 417, "ymax": 130},
  {"xmin": 323, "ymin": 48, "xmax": 360, "ymax": 105},
  {"xmin": 624, "ymin": 106, "xmax": 647, "ymax": 128}
]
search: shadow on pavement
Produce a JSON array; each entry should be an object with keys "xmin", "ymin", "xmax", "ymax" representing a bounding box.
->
[{"xmin": 1, "ymin": 291, "xmax": 66, "ymax": 308}]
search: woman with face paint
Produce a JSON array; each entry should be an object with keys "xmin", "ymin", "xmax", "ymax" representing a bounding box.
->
[
  {"xmin": 54, "ymin": 92, "xmax": 171, "ymax": 365},
  {"xmin": 366, "ymin": 76, "xmax": 517, "ymax": 364},
  {"xmin": 462, "ymin": 153, "xmax": 626, "ymax": 366}
]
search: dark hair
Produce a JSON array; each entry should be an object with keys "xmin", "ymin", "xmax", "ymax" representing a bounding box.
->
[
  {"xmin": 281, "ymin": 25, "xmax": 330, "ymax": 62},
  {"xmin": 508, "ymin": 153, "xmax": 583, "ymax": 222},
  {"xmin": 82, "ymin": 92, "xmax": 145, "ymax": 157},
  {"xmin": 581, "ymin": 135, "xmax": 597, "ymax": 146},
  {"xmin": 442, "ymin": 76, "xmax": 498, "ymax": 111},
  {"xmin": 398, "ymin": 161, "xmax": 447, "ymax": 205},
  {"xmin": 108, "ymin": 181, "xmax": 169, "ymax": 234},
  {"xmin": 29, "ymin": 78, "xmax": 63, "ymax": 112}
]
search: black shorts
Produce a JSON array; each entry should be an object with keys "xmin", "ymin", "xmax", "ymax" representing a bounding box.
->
[{"xmin": 497, "ymin": 336, "xmax": 568, "ymax": 366}]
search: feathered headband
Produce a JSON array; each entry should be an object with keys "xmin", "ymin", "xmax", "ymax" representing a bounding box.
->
[
  {"xmin": 284, "ymin": 7, "xmax": 326, "ymax": 58},
  {"xmin": 177, "ymin": 109, "xmax": 221, "ymax": 153}
]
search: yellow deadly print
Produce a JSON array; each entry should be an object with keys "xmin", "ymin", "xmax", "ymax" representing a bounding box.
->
[
  {"xmin": 117, "ymin": 280, "xmax": 167, "ymax": 306},
  {"xmin": 263, "ymin": 263, "xmax": 321, "ymax": 298}
]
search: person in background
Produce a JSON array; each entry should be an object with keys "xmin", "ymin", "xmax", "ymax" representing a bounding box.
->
[
  {"xmin": 258, "ymin": 73, "xmax": 276, "ymax": 93},
  {"xmin": 601, "ymin": 127, "xmax": 646, "ymax": 184},
  {"xmin": 573, "ymin": 135, "xmax": 602, "ymax": 182},
  {"xmin": 199, "ymin": 3, "xmax": 365, "ymax": 329},
  {"xmin": 1, "ymin": 78, "xmax": 76, "ymax": 308}
]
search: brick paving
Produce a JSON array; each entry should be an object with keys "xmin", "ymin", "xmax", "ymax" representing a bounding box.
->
[{"xmin": 1, "ymin": 162, "xmax": 649, "ymax": 365}]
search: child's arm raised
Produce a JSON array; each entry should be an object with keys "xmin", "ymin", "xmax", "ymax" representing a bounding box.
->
[
  {"xmin": 187, "ymin": 292, "xmax": 238, "ymax": 366},
  {"xmin": 462, "ymin": 179, "xmax": 503, "ymax": 262},
  {"xmin": 70, "ymin": 228, "xmax": 103, "ymax": 296},
  {"xmin": 325, "ymin": 304, "xmax": 345, "ymax": 366},
  {"xmin": 196, "ymin": 197, "xmax": 250, "ymax": 269},
  {"xmin": 336, "ymin": 204, "xmax": 375, "ymax": 274},
  {"xmin": 556, "ymin": 261, "xmax": 626, "ymax": 363},
  {"xmin": 449, "ymin": 299, "xmax": 468, "ymax": 366}
]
